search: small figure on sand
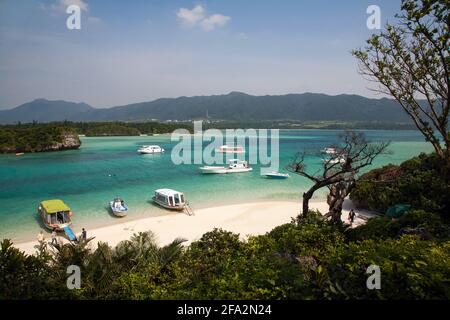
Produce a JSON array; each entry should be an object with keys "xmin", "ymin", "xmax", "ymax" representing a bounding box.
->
[
  {"xmin": 348, "ymin": 209, "xmax": 356, "ymax": 225},
  {"xmin": 37, "ymin": 230, "xmax": 45, "ymax": 245},
  {"xmin": 51, "ymin": 228, "xmax": 58, "ymax": 245},
  {"xmin": 81, "ymin": 228, "xmax": 87, "ymax": 242}
]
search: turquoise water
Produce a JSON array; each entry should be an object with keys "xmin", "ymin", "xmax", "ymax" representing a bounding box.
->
[{"xmin": 0, "ymin": 130, "xmax": 433, "ymax": 242}]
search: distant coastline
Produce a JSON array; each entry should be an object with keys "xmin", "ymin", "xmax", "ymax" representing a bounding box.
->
[{"xmin": 0, "ymin": 120, "xmax": 419, "ymax": 154}]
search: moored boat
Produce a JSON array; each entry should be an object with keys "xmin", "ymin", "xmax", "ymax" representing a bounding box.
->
[
  {"xmin": 323, "ymin": 156, "xmax": 347, "ymax": 165},
  {"xmin": 109, "ymin": 196, "xmax": 128, "ymax": 217},
  {"xmin": 38, "ymin": 199, "xmax": 73, "ymax": 231},
  {"xmin": 215, "ymin": 145, "xmax": 245, "ymax": 154},
  {"xmin": 138, "ymin": 145, "xmax": 165, "ymax": 154},
  {"xmin": 152, "ymin": 189, "xmax": 186, "ymax": 211},
  {"xmin": 199, "ymin": 159, "xmax": 252, "ymax": 174},
  {"xmin": 262, "ymin": 171, "xmax": 290, "ymax": 179},
  {"xmin": 321, "ymin": 147, "xmax": 337, "ymax": 155}
]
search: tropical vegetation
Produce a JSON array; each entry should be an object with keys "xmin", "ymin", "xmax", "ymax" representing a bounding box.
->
[{"xmin": 1, "ymin": 208, "xmax": 449, "ymax": 300}]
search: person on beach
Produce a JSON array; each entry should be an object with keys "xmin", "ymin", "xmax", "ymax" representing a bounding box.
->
[
  {"xmin": 37, "ymin": 231, "xmax": 45, "ymax": 245},
  {"xmin": 51, "ymin": 228, "xmax": 57, "ymax": 245},
  {"xmin": 348, "ymin": 209, "xmax": 356, "ymax": 224},
  {"xmin": 81, "ymin": 228, "xmax": 87, "ymax": 242}
]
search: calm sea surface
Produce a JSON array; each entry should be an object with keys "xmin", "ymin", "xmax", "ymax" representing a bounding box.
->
[{"xmin": 0, "ymin": 130, "xmax": 433, "ymax": 242}]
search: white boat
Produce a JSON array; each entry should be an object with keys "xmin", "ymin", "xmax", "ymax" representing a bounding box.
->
[
  {"xmin": 215, "ymin": 145, "xmax": 245, "ymax": 154},
  {"xmin": 138, "ymin": 145, "xmax": 165, "ymax": 154},
  {"xmin": 321, "ymin": 147, "xmax": 337, "ymax": 155},
  {"xmin": 152, "ymin": 189, "xmax": 186, "ymax": 211},
  {"xmin": 199, "ymin": 159, "xmax": 253, "ymax": 174},
  {"xmin": 109, "ymin": 197, "xmax": 128, "ymax": 217},
  {"xmin": 323, "ymin": 156, "xmax": 347, "ymax": 165},
  {"xmin": 263, "ymin": 171, "xmax": 290, "ymax": 179}
]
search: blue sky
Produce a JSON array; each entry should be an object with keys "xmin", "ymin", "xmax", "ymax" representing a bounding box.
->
[{"xmin": 0, "ymin": 0, "xmax": 402, "ymax": 109}]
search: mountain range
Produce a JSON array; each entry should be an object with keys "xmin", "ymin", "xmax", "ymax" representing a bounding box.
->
[{"xmin": 0, "ymin": 92, "xmax": 412, "ymax": 124}]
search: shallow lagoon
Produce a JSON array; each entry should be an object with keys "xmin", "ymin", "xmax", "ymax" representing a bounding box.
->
[{"xmin": 0, "ymin": 130, "xmax": 433, "ymax": 242}]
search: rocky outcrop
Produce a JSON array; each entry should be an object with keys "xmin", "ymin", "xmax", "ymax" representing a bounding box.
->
[
  {"xmin": 43, "ymin": 133, "xmax": 81, "ymax": 152},
  {"xmin": 0, "ymin": 130, "xmax": 81, "ymax": 153}
]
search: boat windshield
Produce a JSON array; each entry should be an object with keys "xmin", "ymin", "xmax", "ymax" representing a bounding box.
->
[{"xmin": 48, "ymin": 211, "xmax": 69, "ymax": 224}]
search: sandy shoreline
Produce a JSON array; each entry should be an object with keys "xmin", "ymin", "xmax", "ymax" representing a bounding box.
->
[{"xmin": 13, "ymin": 199, "xmax": 375, "ymax": 255}]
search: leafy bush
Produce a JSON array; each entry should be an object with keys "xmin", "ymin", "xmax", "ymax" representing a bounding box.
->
[
  {"xmin": 347, "ymin": 210, "xmax": 450, "ymax": 241},
  {"xmin": 0, "ymin": 125, "xmax": 79, "ymax": 153},
  {"xmin": 322, "ymin": 236, "xmax": 450, "ymax": 300},
  {"xmin": 350, "ymin": 153, "xmax": 450, "ymax": 220},
  {"xmin": 1, "ymin": 214, "xmax": 449, "ymax": 300}
]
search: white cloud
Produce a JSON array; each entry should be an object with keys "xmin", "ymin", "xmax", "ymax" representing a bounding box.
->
[
  {"xmin": 177, "ymin": 5, "xmax": 230, "ymax": 31},
  {"xmin": 176, "ymin": 5, "xmax": 205, "ymax": 27},
  {"xmin": 47, "ymin": 0, "xmax": 89, "ymax": 13},
  {"xmin": 200, "ymin": 14, "xmax": 231, "ymax": 31}
]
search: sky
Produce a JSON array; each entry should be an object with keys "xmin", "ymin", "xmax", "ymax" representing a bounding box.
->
[{"xmin": 0, "ymin": 0, "xmax": 402, "ymax": 109}]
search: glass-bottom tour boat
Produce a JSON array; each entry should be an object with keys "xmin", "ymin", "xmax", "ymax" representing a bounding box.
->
[{"xmin": 152, "ymin": 189, "xmax": 186, "ymax": 211}]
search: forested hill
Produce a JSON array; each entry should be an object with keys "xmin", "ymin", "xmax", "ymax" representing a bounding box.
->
[{"xmin": 0, "ymin": 92, "xmax": 412, "ymax": 124}]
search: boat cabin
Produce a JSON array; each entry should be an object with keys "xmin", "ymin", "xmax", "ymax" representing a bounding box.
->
[
  {"xmin": 321, "ymin": 147, "xmax": 337, "ymax": 155},
  {"xmin": 38, "ymin": 199, "xmax": 73, "ymax": 231},
  {"xmin": 138, "ymin": 145, "xmax": 164, "ymax": 153},
  {"xmin": 153, "ymin": 189, "xmax": 186, "ymax": 211},
  {"xmin": 228, "ymin": 159, "xmax": 249, "ymax": 168}
]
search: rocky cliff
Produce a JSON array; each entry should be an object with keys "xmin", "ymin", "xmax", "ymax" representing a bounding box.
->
[
  {"xmin": 41, "ymin": 133, "xmax": 81, "ymax": 152},
  {"xmin": 0, "ymin": 126, "xmax": 82, "ymax": 153}
]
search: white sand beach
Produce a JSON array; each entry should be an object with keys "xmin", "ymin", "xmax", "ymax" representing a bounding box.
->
[{"xmin": 14, "ymin": 199, "xmax": 376, "ymax": 255}]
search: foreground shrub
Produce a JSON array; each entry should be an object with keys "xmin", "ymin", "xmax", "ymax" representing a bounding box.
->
[
  {"xmin": 350, "ymin": 153, "xmax": 450, "ymax": 220},
  {"xmin": 347, "ymin": 210, "xmax": 450, "ymax": 241}
]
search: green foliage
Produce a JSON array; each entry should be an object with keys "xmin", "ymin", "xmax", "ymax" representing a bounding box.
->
[
  {"xmin": 1, "ymin": 212, "xmax": 449, "ymax": 300},
  {"xmin": 351, "ymin": 153, "xmax": 450, "ymax": 219},
  {"xmin": 0, "ymin": 121, "xmax": 193, "ymax": 152},
  {"xmin": 0, "ymin": 239, "xmax": 74, "ymax": 299},
  {"xmin": 322, "ymin": 236, "xmax": 450, "ymax": 300},
  {"xmin": 0, "ymin": 125, "xmax": 79, "ymax": 153},
  {"xmin": 85, "ymin": 124, "xmax": 140, "ymax": 136},
  {"xmin": 268, "ymin": 212, "xmax": 346, "ymax": 257},
  {"xmin": 347, "ymin": 209, "xmax": 449, "ymax": 241}
]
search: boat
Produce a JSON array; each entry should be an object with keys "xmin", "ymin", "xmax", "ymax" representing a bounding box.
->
[
  {"xmin": 152, "ymin": 189, "xmax": 186, "ymax": 211},
  {"xmin": 109, "ymin": 197, "xmax": 128, "ymax": 217},
  {"xmin": 138, "ymin": 145, "xmax": 165, "ymax": 154},
  {"xmin": 262, "ymin": 171, "xmax": 290, "ymax": 179},
  {"xmin": 215, "ymin": 145, "xmax": 245, "ymax": 154},
  {"xmin": 38, "ymin": 199, "xmax": 73, "ymax": 231},
  {"xmin": 321, "ymin": 147, "xmax": 337, "ymax": 155},
  {"xmin": 15, "ymin": 152, "xmax": 24, "ymax": 156},
  {"xmin": 199, "ymin": 159, "xmax": 253, "ymax": 174},
  {"xmin": 323, "ymin": 156, "xmax": 347, "ymax": 165}
]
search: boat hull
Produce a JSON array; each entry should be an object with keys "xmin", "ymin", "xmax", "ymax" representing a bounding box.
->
[
  {"xmin": 264, "ymin": 174, "xmax": 290, "ymax": 179},
  {"xmin": 200, "ymin": 167, "xmax": 253, "ymax": 174},
  {"xmin": 109, "ymin": 202, "xmax": 128, "ymax": 217},
  {"xmin": 152, "ymin": 197, "xmax": 185, "ymax": 211},
  {"xmin": 138, "ymin": 150, "xmax": 164, "ymax": 154}
]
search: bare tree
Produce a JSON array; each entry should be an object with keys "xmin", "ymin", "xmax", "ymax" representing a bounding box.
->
[
  {"xmin": 287, "ymin": 131, "xmax": 390, "ymax": 221},
  {"xmin": 353, "ymin": 0, "xmax": 449, "ymax": 160}
]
